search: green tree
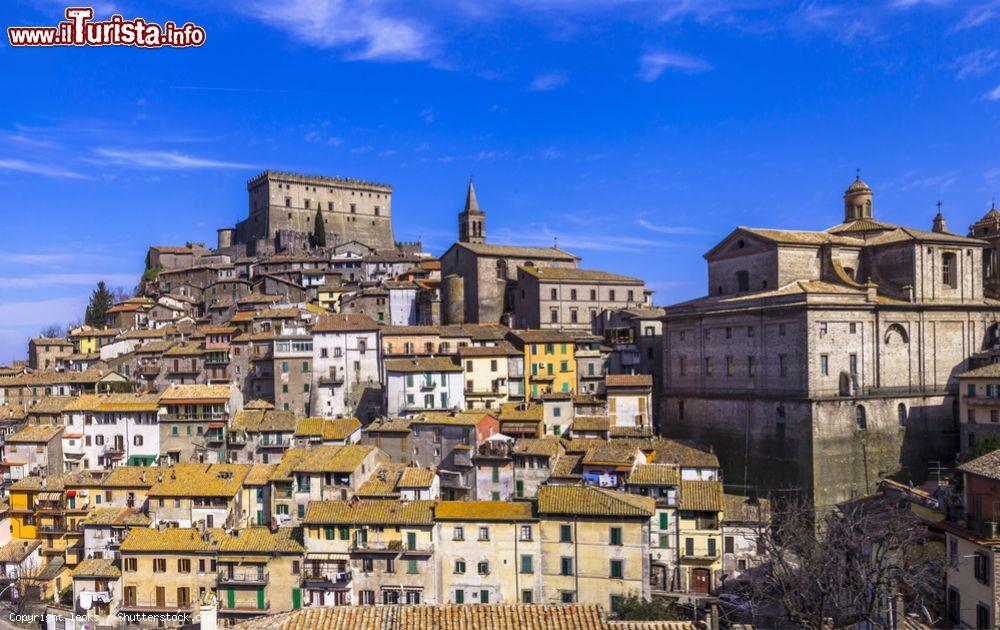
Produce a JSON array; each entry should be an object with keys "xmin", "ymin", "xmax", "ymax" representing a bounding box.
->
[
  {"xmin": 967, "ymin": 434, "xmax": 1000, "ymax": 461},
  {"xmin": 84, "ymin": 281, "xmax": 114, "ymax": 328},
  {"xmin": 612, "ymin": 596, "xmax": 686, "ymax": 621},
  {"xmin": 313, "ymin": 206, "xmax": 326, "ymax": 247}
]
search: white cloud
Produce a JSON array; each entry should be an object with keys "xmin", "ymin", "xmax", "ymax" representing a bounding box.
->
[
  {"xmin": 0, "ymin": 296, "xmax": 86, "ymax": 328},
  {"xmin": 0, "ymin": 273, "xmax": 137, "ymax": 290},
  {"xmin": 954, "ymin": 1, "xmax": 999, "ymax": 30},
  {"xmin": 985, "ymin": 84, "xmax": 1000, "ymax": 101},
  {"xmin": 637, "ymin": 219, "xmax": 708, "ymax": 235},
  {"xmin": 638, "ymin": 51, "xmax": 712, "ymax": 81},
  {"xmin": 91, "ymin": 149, "xmax": 255, "ymax": 170},
  {"xmin": 247, "ymin": 0, "xmax": 434, "ymax": 61},
  {"xmin": 420, "ymin": 108, "xmax": 436, "ymax": 123},
  {"xmin": 792, "ymin": 2, "xmax": 876, "ymax": 43},
  {"xmin": 955, "ymin": 48, "xmax": 999, "ymax": 79},
  {"xmin": 0, "ymin": 159, "xmax": 86, "ymax": 179},
  {"xmin": 888, "ymin": 0, "xmax": 951, "ymax": 8},
  {"xmin": 528, "ymin": 72, "xmax": 568, "ymax": 92}
]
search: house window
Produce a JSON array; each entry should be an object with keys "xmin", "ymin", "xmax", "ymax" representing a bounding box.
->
[
  {"xmin": 855, "ymin": 405, "xmax": 867, "ymax": 430},
  {"xmin": 897, "ymin": 403, "xmax": 907, "ymax": 426},
  {"xmin": 560, "ymin": 524, "xmax": 572, "ymax": 543},
  {"xmin": 560, "ymin": 557, "xmax": 573, "ymax": 576},
  {"xmin": 779, "ymin": 354, "xmax": 787, "ymax": 377},
  {"xmin": 975, "ymin": 552, "xmax": 991, "ymax": 585},
  {"xmin": 820, "ymin": 355, "xmax": 829, "ymax": 376},
  {"xmin": 609, "ymin": 527, "xmax": 622, "ymax": 545},
  {"xmin": 610, "ymin": 559, "xmax": 624, "ymax": 579},
  {"xmin": 454, "ymin": 559, "xmax": 466, "ymax": 574},
  {"xmin": 520, "ymin": 555, "xmax": 533, "ymax": 574}
]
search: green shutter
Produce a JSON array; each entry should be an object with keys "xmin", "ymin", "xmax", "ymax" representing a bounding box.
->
[
  {"xmin": 227, "ymin": 589, "xmax": 235, "ymax": 609},
  {"xmin": 292, "ymin": 589, "xmax": 301, "ymax": 610},
  {"xmin": 257, "ymin": 588, "xmax": 265, "ymax": 610},
  {"xmin": 659, "ymin": 512, "xmax": 669, "ymax": 530},
  {"xmin": 407, "ymin": 532, "xmax": 416, "ymax": 550},
  {"xmin": 480, "ymin": 590, "xmax": 489, "ymax": 604},
  {"xmin": 516, "ymin": 480, "xmax": 524, "ymax": 497},
  {"xmin": 455, "ymin": 590, "xmax": 464, "ymax": 604}
]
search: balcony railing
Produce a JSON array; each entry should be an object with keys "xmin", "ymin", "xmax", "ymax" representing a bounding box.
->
[
  {"xmin": 220, "ymin": 600, "xmax": 269, "ymax": 614},
  {"xmin": 218, "ymin": 568, "xmax": 268, "ymax": 585},
  {"xmin": 400, "ymin": 542, "xmax": 434, "ymax": 555},
  {"xmin": 121, "ymin": 600, "xmax": 195, "ymax": 612},
  {"xmin": 301, "ymin": 569, "xmax": 352, "ymax": 586},
  {"xmin": 350, "ymin": 539, "xmax": 401, "ymax": 554},
  {"xmin": 159, "ymin": 413, "xmax": 228, "ymax": 421}
]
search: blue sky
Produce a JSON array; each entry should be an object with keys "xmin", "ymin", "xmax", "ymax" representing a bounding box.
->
[{"xmin": 1, "ymin": 0, "xmax": 999, "ymax": 364}]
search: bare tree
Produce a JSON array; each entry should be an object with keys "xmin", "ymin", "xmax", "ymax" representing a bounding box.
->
[
  {"xmin": 112, "ymin": 285, "xmax": 134, "ymax": 304},
  {"xmin": 729, "ymin": 494, "xmax": 942, "ymax": 629},
  {"xmin": 38, "ymin": 324, "xmax": 63, "ymax": 338}
]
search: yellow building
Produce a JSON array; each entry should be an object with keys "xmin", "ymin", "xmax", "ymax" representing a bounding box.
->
[
  {"xmin": 677, "ymin": 479, "xmax": 724, "ymax": 594},
  {"xmin": 216, "ymin": 527, "xmax": 303, "ymax": 623},
  {"xmin": 69, "ymin": 326, "xmax": 119, "ymax": 355},
  {"xmin": 536, "ymin": 486, "xmax": 654, "ymax": 611},
  {"xmin": 8, "ymin": 477, "xmax": 44, "ymax": 539},
  {"xmin": 316, "ymin": 284, "xmax": 350, "ymax": 312},
  {"xmin": 508, "ymin": 330, "xmax": 577, "ymax": 398},
  {"xmin": 119, "ymin": 527, "xmax": 221, "ymax": 627},
  {"xmin": 458, "ymin": 343, "xmax": 520, "ymax": 411},
  {"xmin": 301, "ymin": 499, "xmax": 436, "ymax": 606},
  {"xmin": 434, "ymin": 501, "xmax": 537, "ymax": 605}
]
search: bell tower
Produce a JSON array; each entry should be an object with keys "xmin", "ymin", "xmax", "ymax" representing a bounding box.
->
[
  {"xmin": 843, "ymin": 171, "xmax": 874, "ymax": 222},
  {"xmin": 458, "ymin": 176, "xmax": 486, "ymax": 244}
]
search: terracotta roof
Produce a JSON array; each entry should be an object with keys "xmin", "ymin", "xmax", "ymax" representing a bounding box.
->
[
  {"xmin": 519, "ymin": 266, "xmax": 644, "ymax": 284},
  {"xmin": 628, "ymin": 464, "xmax": 680, "ymax": 486},
  {"xmin": 572, "ymin": 416, "xmax": 610, "ymax": 432},
  {"xmin": 63, "ymin": 393, "xmax": 161, "ymax": 412},
  {"xmin": 244, "ymin": 399, "xmax": 275, "ymax": 410},
  {"xmin": 148, "ymin": 463, "xmax": 250, "ymax": 497},
  {"xmin": 244, "ymin": 464, "xmax": 277, "ymax": 486},
  {"xmin": 81, "ymin": 507, "xmax": 150, "ymax": 527},
  {"xmin": 551, "ymin": 454, "xmax": 583, "ymax": 479},
  {"xmin": 121, "ymin": 527, "xmax": 222, "ymax": 553},
  {"xmin": 512, "ymin": 438, "xmax": 562, "ymax": 458},
  {"xmin": 160, "ymin": 384, "xmax": 232, "ymax": 402},
  {"xmin": 384, "ymin": 357, "xmax": 462, "ymax": 373},
  {"xmin": 537, "ymin": 486, "xmax": 655, "ymax": 518},
  {"xmin": 288, "ymin": 444, "xmax": 375, "ymax": 474},
  {"xmin": 231, "ymin": 409, "xmax": 297, "ymax": 433},
  {"xmin": 313, "ymin": 313, "xmax": 379, "ymax": 332},
  {"xmin": 722, "ymin": 493, "xmax": 771, "ymax": 524},
  {"xmin": 364, "ymin": 417, "xmax": 413, "ymax": 434},
  {"xmin": 508, "ymin": 329, "xmax": 575, "ymax": 344},
  {"xmin": 453, "ymin": 242, "xmax": 580, "ymax": 261},
  {"xmin": 135, "ymin": 340, "xmax": 177, "ymax": 354},
  {"xmin": 960, "ymin": 363, "xmax": 1000, "ymax": 378},
  {"xmin": 681, "ymin": 479, "xmax": 724, "ymax": 512},
  {"xmin": 163, "ymin": 341, "xmax": 205, "ymax": 357},
  {"xmin": 6, "ymin": 424, "xmax": 62, "ymax": 443},
  {"xmin": 498, "ymin": 402, "xmax": 543, "ymax": 422},
  {"xmin": 458, "ymin": 341, "xmax": 520, "ymax": 357},
  {"xmin": 71, "ymin": 558, "xmax": 120, "ymax": 578},
  {"xmin": 294, "ymin": 417, "xmax": 361, "ymax": 441},
  {"xmin": 303, "ymin": 499, "xmax": 435, "ymax": 526},
  {"xmin": 605, "ymin": 374, "xmax": 653, "ymax": 388},
  {"xmin": 959, "ymin": 449, "xmax": 1000, "ymax": 481},
  {"xmin": 102, "ymin": 466, "xmax": 157, "ymax": 488},
  {"xmin": 26, "ymin": 396, "xmax": 74, "ymax": 414},
  {"xmin": 218, "ymin": 527, "xmax": 303, "ymax": 554},
  {"xmin": 398, "ymin": 467, "xmax": 436, "ymax": 488},
  {"xmin": 582, "ymin": 442, "xmax": 640, "ymax": 467},
  {"xmin": 434, "ymin": 501, "xmax": 535, "ymax": 521},
  {"xmin": 0, "ymin": 540, "xmax": 41, "ymax": 563},
  {"xmin": 357, "ymin": 464, "xmax": 408, "ymax": 497},
  {"xmin": 414, "ymin": 411, "xmax": 488, "ymax": 427},
  {"xmin": 230, "ymin": 604, "xmax": 669, "ymax": 630}
]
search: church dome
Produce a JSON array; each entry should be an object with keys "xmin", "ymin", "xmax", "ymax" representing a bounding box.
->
[{"xmin": 845, "ymin": 177, "xmax": 872, "ymax": 193}]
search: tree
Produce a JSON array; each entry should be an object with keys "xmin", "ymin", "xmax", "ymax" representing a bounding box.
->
[
  {"xmin": 112, "ymin": 285, "xmax": 133, "ymax": 304},
  {"xmin": 967, "ymin": 435, "xmax": 1000, "ymax": 461},
  {"xmin": 313, "ymin": 206, "xmax": 326, "ymax": 247},
  {"xmin": 38, "ymin": 324, "xmax": 63, "ymax": 338},
  {"xmin": 612, "ymin": 596, "xmax": 687, "ymax": 621},
  {"xmin": 84, "ymin": 281, "xmax": 114, "ymax": 328},
  {"xmin": 732, "ymin": 494, "xmax": 942, "ymax": 629}
]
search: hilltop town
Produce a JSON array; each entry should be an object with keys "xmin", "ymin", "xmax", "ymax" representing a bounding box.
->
[{"xmin": 3, "ymin": 169, "xmax": 1000, "ymax": 629}]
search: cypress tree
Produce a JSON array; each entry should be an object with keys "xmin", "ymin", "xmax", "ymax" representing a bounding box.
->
[
  {"xmin": 313, "ymin": 207, "xmax": 327, "ymax": 247},
  {"xmin": 84, "ymin": 281, "xmax": 114, "ymax": 328}
]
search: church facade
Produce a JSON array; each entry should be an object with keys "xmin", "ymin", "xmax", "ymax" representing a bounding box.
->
[{"xmin": 659, "ymin": 177, "xmax": 1000, "ymax": 510}]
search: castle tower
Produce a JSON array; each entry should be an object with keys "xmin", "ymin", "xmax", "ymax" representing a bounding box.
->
[
  {"xmin": 843, "ymin": 173, "xmax": 874, "ymax": 222},
  {"xmin": 458, "ymin": 177, "xmax": 486, "ymax": 245}
]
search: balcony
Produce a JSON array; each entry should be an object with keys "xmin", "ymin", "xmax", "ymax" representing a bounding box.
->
[
  {"xmin": 681, "ymin": 550, "xmax": 721, "ymax": 561},
  {"xmin": 120, "ymin": 600, "xmax": 195, "ymax": 613},
  {"xmin": 350, "ymin": 539, "xmax": 402, "ymax": 554},
  {"xmin": 258, "ymin": 438, "xmax": 289, "ymax": 449},
  {"xmin": 160, "ymin": 413, "xmax": 228, "ymax": 422},
  {"xmin": 301, "ymin": 569, "xmax": 352, "ymax": 587},
  {"xmin": 219, "ymin": 601, "xmax": 269, "ymax": 614},
  {"xmin": 218, "ymin": 568, "xmax": 268, "ymax": 586},
  {"xmin": 400, "ymin": 542, "xmax": 434, "ymax": 556},
  {"xmin": 138, "ymin": 365, "xmax": 160, "ymax": 377},
  {"xmin": 319, "ymin": 373, "xmax": 345, "ymax": 387},
  {"xmin": 228, "ymin": 432, "xmax": 247, "ymax": 445},
  {"xmin": 206, "ymin": 431, "xmax": 225, "ymax": 444},
  {"xmin": 38, "ymin": 524, "xmax": 66, "ymax": 534}
]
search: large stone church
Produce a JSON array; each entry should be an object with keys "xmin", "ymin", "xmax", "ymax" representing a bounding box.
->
[{"xmin": 659, "ymin": 176, "xmax": 1000, "ymax": 510}]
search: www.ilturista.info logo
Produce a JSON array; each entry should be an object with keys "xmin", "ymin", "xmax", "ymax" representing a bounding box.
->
[{"xmin": 7, "ymin": 7, "xmax": 206, "ymax": 48}]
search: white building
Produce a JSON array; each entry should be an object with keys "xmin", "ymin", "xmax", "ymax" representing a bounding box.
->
[
  {"xmin": 62, "ymin": 394, "xmax": 161, "ymax": 470},
  {"xmin": 386, "ymin": 281, "xmax": 419, "ymax": 326},
  {"xmin": 312, "ymin": 313, "xmax": 382, "ymax": 419},
  {"xmin": 384, "ymin": 357, "xmax": 466, "ymax": 417}
]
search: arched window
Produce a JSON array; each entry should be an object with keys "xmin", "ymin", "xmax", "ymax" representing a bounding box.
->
[
  {"xmin": 897, "ymin": 403, "xmax": 906, "ymax": 427},
  {"xmin": 495, "ymin": 259, "xmax": 508, "ymax": 280},
  {"xmin": 855, "ymin": 405, "xmax": 867, "ymax": 430}
]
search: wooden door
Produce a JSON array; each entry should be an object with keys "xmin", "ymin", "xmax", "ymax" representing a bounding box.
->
[
  {"xmin": 155, "ymin": 586, "xmax": 165, "ymax": 607},
  {"xmin": 691, "ymin": 568, "xmax": 710, "ymax": 594}
]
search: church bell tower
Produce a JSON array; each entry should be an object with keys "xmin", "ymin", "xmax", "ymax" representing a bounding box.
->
[{"xmin": 458, "ymin": 177, "xmax": 486, "ymax": 244}]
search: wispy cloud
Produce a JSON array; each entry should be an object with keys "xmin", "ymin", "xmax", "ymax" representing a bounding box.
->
[
  {"xmin": 90, "ymin": 149, "xmax": 255, "ymax": 170},
  {"xmin": 637, "ymin": 219, "xmax": 709, "ymax": 235},
  {"xmin": 0, "ymin": 273, "xmax": 137, "ymax": 290},
  {"xmin": 246, "ymin": 0, "xmax": 434, "ymax": 61},
  {"xmin": 954, "ymin": 48, "xmax": 999, "ymax": 79},
  {"xmin": 985, "ymin": 84, "xmax": 1000, "ymax": 101},
  {"xmin": 0, "ymin": 296, "xmax": 86, "ymax": 328},
  {"xmin": 491, "ymin": 225, "xmax": 684, "ymax": 252},
  {"xmin": 528, "ymin": 72, "xmax": 568, "ymax": 92},
  {"xmin": 0, "ymin": 159, "xmax": 86, "ymax": 179},
  {"xmin": 888, "ymin": 0, "xmax": 951, "ymax": 8},
  {"xmin": 792, "ymin": 2, "xmax": 877, "ymax": 43},
  {"xmin": 638, "ymin": 51, "xmax": 712, "ymax": 81},
  {"xmin": 169, "ymin": 85, "xmax": 290, "ymax": 94},
  {"xmin": 954, "ymin": 1, "xmax": 1000, "ymax": 30},
  {"xmin": 420, "ymin": 108, "xmax": 436, "ymax": 123}
]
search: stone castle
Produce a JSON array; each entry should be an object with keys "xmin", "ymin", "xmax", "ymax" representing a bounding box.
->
[{"xmin": 224, "ymin": 170, "xmax": 400, "ymax": 257}]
